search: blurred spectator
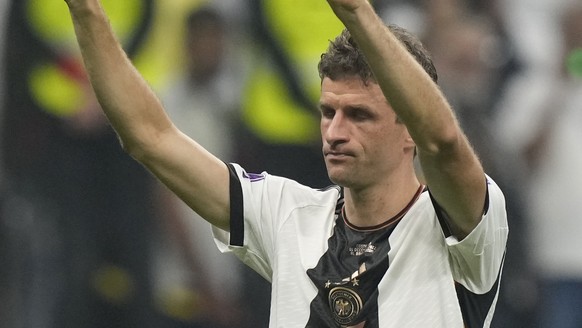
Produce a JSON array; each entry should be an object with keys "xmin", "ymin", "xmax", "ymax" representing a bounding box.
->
[
  {"xmin": 1, "ymin": 1, "xmax": 159, "ymax": 327},
  {"xmin": 498, "ymin": 0, "xmax": 573, "ymax": 76},
  {"xmin": 152, "ymin": 5, "xmax": 249, "ymax": 327},
  {"xmin": 495, "ymin": 1, "xmax": 582, "ymax": 327}
]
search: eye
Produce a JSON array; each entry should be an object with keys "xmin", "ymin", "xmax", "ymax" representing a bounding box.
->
[
  {"xmin": 348, "ymin": 108, "xmax": 373, "ymax": 121},
  {"xmin": 319, "ymin": 105, "xmax": 335, "ymax": 119}
]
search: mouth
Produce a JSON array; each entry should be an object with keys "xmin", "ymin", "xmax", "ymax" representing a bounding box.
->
[{"xmin": 324, "ymin": 151, "xmax": 353, "ymax": 161}]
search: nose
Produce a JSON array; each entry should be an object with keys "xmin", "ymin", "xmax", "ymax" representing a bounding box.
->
[{"xmin": 323, "ymin": 112, "xmax": 349, "ymax": 146}]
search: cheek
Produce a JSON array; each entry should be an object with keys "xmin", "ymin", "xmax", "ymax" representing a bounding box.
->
[
  {"xmin": 360, "ymin": 130, "xmax": 389, "ymax": 159},
  {"xmin": 365, "ymin": 128, "xmax": 404, "ymax": 159}
]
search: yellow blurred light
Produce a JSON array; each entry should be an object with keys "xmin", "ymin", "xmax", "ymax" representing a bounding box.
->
[
  {"xmin": 28, "ymin": 63, "xmax": 84, "ymax": 117},
  {"xmin": 92, "ymin": 264, "xmax": 136, "ymax": 305}
]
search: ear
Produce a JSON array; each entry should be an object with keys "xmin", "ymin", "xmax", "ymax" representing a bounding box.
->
[{"xmin": 402, "ymin": 128, "xmax": 416, "ymax": 150}]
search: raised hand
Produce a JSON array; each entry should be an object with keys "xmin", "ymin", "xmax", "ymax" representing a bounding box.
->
[
  {"xmin": 325, "ymin": 0, "xmax": 368, "ymax": 16},
  {"xmin": 63, "ymin": 0, "xmax": 98, "ymax": 13},
  {"xmin": 325, "ymin": 0, "xmax": 377, "ymax": 28}
]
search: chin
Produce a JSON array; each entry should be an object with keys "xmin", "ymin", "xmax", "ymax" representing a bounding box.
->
[
  {"xmin": 327, "ymin": 171, "xmax": 352, "ymax": 188},
  {"xmin": 325, "ymin": 162, "xmax": 343, "ymax": 181}
]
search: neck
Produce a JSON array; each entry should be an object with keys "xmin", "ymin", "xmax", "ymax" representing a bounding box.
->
[{"xmin": 343, "ymin": 171, "xmax": 421, "ymax": 228}]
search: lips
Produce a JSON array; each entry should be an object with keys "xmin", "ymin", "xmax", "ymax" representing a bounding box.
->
[{"xmin": 324, "ymin": 150, "xmax": 353, "ymax": 160}]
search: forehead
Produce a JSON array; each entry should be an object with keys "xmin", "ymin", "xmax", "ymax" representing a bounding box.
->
[{"xmin": 320, "ymin": 76, "xmax": 387, "ymax": 106}]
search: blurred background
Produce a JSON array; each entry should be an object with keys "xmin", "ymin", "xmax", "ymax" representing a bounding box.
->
[{"xmin": 1, "ymin": 0, "xmax": 582, "ymax": 327}]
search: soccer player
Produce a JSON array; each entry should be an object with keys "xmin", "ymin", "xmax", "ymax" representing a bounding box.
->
[{"xmin": 63, "ymin": 0, "xmax": 508, "ymax": 326}]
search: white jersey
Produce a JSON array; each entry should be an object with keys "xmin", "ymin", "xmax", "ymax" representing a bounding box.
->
[{"xmin": 213, "ymin": 163, "xmax": 508, "ymax": 328}]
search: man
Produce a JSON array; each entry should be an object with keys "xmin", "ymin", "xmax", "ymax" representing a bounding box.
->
[{"xmin": 63, "ymin": 0, "xmax": 508, "ymax": 327}]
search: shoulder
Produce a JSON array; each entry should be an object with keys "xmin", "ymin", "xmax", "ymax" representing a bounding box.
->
[{"xmin": 228, "ymin": 162, "xmax": 341, "ymax": 206}]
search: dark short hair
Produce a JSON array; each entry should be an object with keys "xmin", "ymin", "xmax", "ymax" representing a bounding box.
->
[{"xmin": 318, "ymin": 25, "xmax": 438, "ymax": 84}]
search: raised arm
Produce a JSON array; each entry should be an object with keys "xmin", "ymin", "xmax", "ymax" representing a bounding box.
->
[
  {"xmin": 326, "ymin": 0, "xmax": 487, "ymax": 238},
  {"xmin": 64, "ymin": 0, "xmax": 231, "ymax": 230}
]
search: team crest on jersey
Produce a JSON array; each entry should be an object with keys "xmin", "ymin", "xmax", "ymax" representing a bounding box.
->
[
  {"xmin": 326, "ymin": 264, "xmax": 367, "ymax": 325},
  {"xmin": 328, "ymin": 286, "xmax": 363, "ymax": 325}
]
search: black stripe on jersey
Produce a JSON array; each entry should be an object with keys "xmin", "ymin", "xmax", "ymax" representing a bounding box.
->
[
  {"xmin": 227, "ymin": 163, "xmax": 244, "ymax": 246},
  {"xmin": 305, "ymin": 197, "xmax": 398, "ymax": 328},
  {"xmin": 456, "ymin": 254, "xmax": 505, "ymax": 328}
]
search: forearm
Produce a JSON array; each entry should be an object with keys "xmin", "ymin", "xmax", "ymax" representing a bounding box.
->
[
  {"xmin": 65, "ymin": 0, "xmax": 231, "ymax": 229},
  {"xmin": 67, "ymin": 0, "xmax": 172, "ymax": 154}
]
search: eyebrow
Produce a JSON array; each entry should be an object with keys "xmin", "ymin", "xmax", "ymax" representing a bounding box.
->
[
  {"xmin": 318, "ymin": 102, "xmax": 372, "ymax": 111},
  {"xmin": 343, "ymin": 104, "xmax": 375, "ymax": 116},
  {"xmin": 318, "ymin": 102, "xmax": 334, "ymax": 112}
]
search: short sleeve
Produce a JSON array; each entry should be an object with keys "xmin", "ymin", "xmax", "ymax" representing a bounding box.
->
[
  {"xmin": 212, "ymin": 164, "xmax": 279, "ymax": 281},
  {"xmin": 445, "ymin": 176, "xmax": 509, "ymax": 294},
  {"xmin": 212, "ymin": 163, "xmax": 336, "ymax": 282}
]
